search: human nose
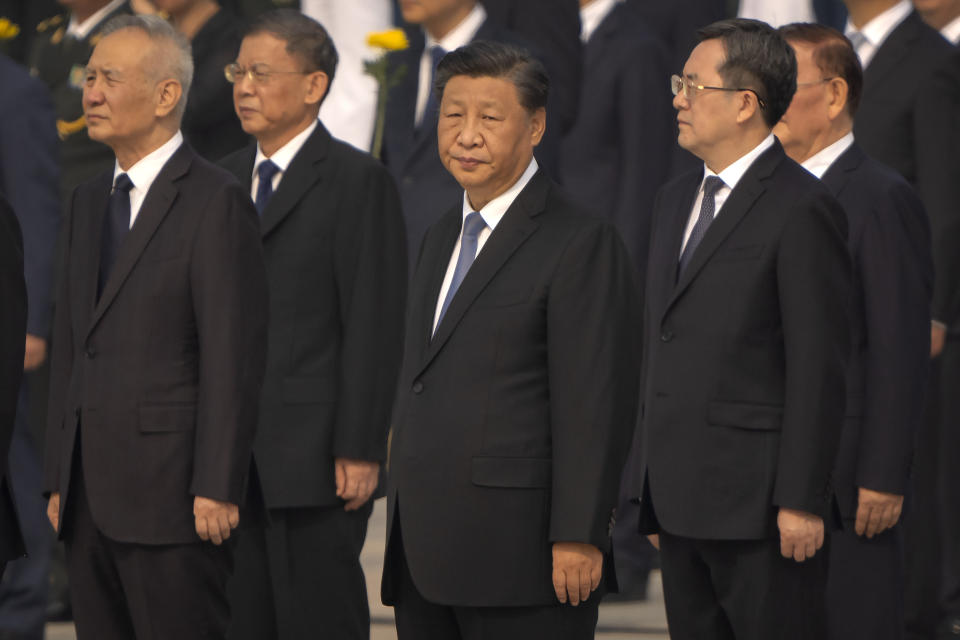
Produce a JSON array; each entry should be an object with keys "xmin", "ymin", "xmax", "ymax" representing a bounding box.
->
[{"xmin": 456, "ymin": 114, "xmax": 482, "ymax": 147}]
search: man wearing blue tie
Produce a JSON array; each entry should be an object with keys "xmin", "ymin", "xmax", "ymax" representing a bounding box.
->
[{"xmin": 381, "ymin": 40, "xmax": 641, "ymax": 640}]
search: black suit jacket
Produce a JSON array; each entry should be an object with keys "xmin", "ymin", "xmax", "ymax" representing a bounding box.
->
[
  {"xmin": 383, "ymin": 20, "xmax": 560, "ymax": 269},
  {"xmin": 852, "ymin": 12, "xmax": 952, "ymax": 321},
  {"xmin": 634, "ymin": 141, "xmax": 851, "ymax": 540},
  {"xmin": 220, "ymin": 123, "xmax": 407, "ymax": 509},
  {"xmin": 44, "ymin": 143, "xmax": 268, "ymax": 545},
  {"xmin": 0, "ymin": 194, "xmax": 26, "ymax": 566},
  {"xmin": 382, "ymin": 171, "xmax": 641, "ymax": 607},
  {"xmin": 559, "ymin": 3, "xmax": 673, "ymax": 273},
  {"xmin": 820, "ymin": 143, "xmax": 932, "ymax": 519}
]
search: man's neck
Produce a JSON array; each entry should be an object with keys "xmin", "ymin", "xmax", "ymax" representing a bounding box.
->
[
  {"xmin": 790, "ymin": 122, "xmax": 853, "ymax": 164},
  {"xmin": 112, "ymin": 124, "xmax": 179, "ymax": 171},
  {"xmin": 425, "ymin": 1, "xmax": 476, "ymax": 41},
  {"xmin": 170, "ymin": 0, "xmax": 220, "ymax": 40},
  {"xmin": 846, "ymin": 0, "xmax": 900, "ymax": 29},
  {"xmin": 703, "ymin": 128, "xmax": 770, "ymax": 175},
  {"xmin": 258, "ymin": 115, "xmax": 318, "ymax": 158},
  {"xmin": 70, "ymin": 0, "xmax": 114, "ymax": 25},
  {"xmin": 918, "ymin": 3, "xmax": 960, "ymax": 30}
]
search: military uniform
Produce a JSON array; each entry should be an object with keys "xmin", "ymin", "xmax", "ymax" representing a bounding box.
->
[{"xmin": 28, "ymin": 2, "xmax": 131, "ymax": 201}]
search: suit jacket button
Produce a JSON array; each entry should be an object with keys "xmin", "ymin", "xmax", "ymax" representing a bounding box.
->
[
  {"xmin": 412, "ymin": 381, "xmax": 424, "ymax": 394},
  {"xmin": 660, "ymin": 330, "xmax": 673, "ymax": 342},
  {"xmin": 85, "ymin": 347, "xmax": 96, "ymax": 359}
]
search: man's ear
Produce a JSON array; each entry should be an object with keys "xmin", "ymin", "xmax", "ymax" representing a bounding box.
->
[
  {"xmin": 734, "ymin": 90, "xmax": 760, "ymax": 125},
  {"xmin": 529, "ymin": 106, "xmax": 547, "ymax": 146},
  {"xmin": 304, "ymin": 70, "xmax": 330, "ymax": 107},
  {"xmin": 826, "ymin": 77, "xmax": 849, "ymax": 121},
  {"xmin": 155, "ymin": 79, "xmax": 183, "ymax": 118}
]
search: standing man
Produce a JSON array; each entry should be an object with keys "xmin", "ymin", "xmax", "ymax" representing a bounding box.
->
[
  {"xmin": 630, "ymin": 19, "xmax": 851, "ymax": 639},
  {"xmin": 382, "ymin": 41, "xmax": 641, "ymax": 639},
  {"xmin": 220, "ymin": 10, "xmax": 407, "ymax": 640},
  {"xmin": 0, "ymin": 193, "xmax": 27, "ymax": 582},
  {"xmin": 43, "ymin": 14, "xmax": 268, "ymax": 640},
  {"xmin": 914, "ymin": 0, "xmax": 960, "ymax": 43},
  {"xmin": 775, "ymin": 23, "xmax": 932, "ymax": 639}
]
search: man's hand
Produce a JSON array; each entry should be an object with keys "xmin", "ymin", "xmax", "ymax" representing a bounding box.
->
[
  {"xmin": 777, "ymin": 508, "xmax": 824, "ymax": 562},
  {"xmin": 551, "ymin": 541, "xmax": 602, "ymax": 606},
  {"xmin": 335, "ymin": 458, "xmax": 379, "ymax": 511},
  {"xmin": 647, "ymin": 534, "xmax": 660, "ymax": 550},
  {"xmin": 24, "ymin": 335, "xmax": 47, "ymax": 371},
  {"xmin": 855, "ymin": 487, "xmax": 903, "ymax": 538},
  {"xmin": 932, "ymin": 322, "xmax": 946, "ymax": 358},
  {"xmin": 193, "ymin": 496, "xmax": 239, "ymax": 545},
  {"xmin": 47, "ymin": 492, "xmax": 60, "ymax": 532}
]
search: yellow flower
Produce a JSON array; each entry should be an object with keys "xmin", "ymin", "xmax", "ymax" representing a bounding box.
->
[
  {"xmin": 0, "ymin": 17, "xmax": 20, "ymax": 40},
  {"xmin": 366, "ymin": 28, "xmax": 408, "ymax": 52}
]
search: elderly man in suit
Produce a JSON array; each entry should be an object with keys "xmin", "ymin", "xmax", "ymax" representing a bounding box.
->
[
  {"xmin": 43, "ymin": 14, "xmax": 268, "ymax": 640},
  {"xmin": 219, "ymin": 10, "xmax": 407, "ymax": 640},
  {"xmin": 628, "ymin": 19, "xmax": 851, "ymax": 639},
  {"xmin": 381, "ymin": 40, "xmax": 641, "ymax": 640},
  {"xmin": 774, "ymin": 23, "xmax": 933, "ymax": 640}
]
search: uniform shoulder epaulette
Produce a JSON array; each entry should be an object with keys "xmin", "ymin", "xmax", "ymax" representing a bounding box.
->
[{"xmin": 36, "ymin": 14, "xmax": 64, "ymax": 33}]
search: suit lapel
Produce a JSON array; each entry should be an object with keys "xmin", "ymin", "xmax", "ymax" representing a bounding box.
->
[
  {"xmin": 414, "ymin": 209, "xmax": 462, "ymax": 359},
  {"xmin": 650, "ymin": 172, "xmax": 700, "ymax": 317},
  {"xmin": 820, "ymin": 142, "xmax": 864, "ymax": 199},
  {"xmin": 666, "ymin": 142, "xmax": 783, "ymax": 311},
  {"xmin": 260, "ymin": 124, "xmax": 330, "ymax": 237},
  {"xmin": 81, "ymin": 172, "xmax": 113, "ymax": 319},
  {"xmin": 88, "ymin": 144, "xmax": 192, "ymax": 335},
  {"xmin": 417, "ymin": 172, "xmax": 548, "ymax": 376},
  {"xmin": 863, "ymin": 13, "xmax": 920, "ymax": 89}
]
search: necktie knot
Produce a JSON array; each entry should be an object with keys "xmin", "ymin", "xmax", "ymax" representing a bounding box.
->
[
  {"xmin": 847, "ymin": 30, "xmax": 867, "ymax": 52},
  {"xmin": 257, "ymin": 159, "xmax": 280, "ymax": 185},
  {"xmin": 113, "ymin": 173, "xmax": 134, "ymax": 194},
  {"xmin": 462, "ymin": 211, "xmax": 486, "ymax": 240},
  {"xmin": 702, "ymin": 175, "xmax": 725, "ymax": 199}
]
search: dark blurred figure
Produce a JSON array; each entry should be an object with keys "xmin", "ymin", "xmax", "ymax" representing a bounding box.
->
[
  {"xmin": 0, "ymin": 53, "xmax": 61, "ymax": 640},
  {"xmin": 914, "ymin": 0, "xmax": 960, "ymax": 43},
  {"xmin": 148, "ymin": 0, "xmax": 250, "ymax": 160},
  {"xmin": 0, "ymin": 194, "xmax": 27, "ymax": 590},
  {"xmin": 560, "ymin": 0, "xmax": 672, "ymax": 274},
  {"xmin": 0, "ymin": 0, "xmax": 59, "ymax": 63}
]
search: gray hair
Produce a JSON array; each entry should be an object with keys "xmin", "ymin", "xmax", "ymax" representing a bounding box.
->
[{"xmin": 100, "ymin": 14, "xmax": 194, "ymax": 121}]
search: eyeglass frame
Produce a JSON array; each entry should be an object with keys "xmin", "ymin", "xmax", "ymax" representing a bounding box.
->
[
  {"xmin": 224, "ymin": 62, "xmax": 313, "ymax": 85},
  {"xmin": 670, "ymin": 74, "xmax": 767, "ymax": 111}
]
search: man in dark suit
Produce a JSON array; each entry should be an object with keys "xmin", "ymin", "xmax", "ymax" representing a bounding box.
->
[
  {"xmin": 219, "ymin": 10, "xmax": 407, "ymax": 640},
  {"xmin": 43, "ymin": 15, "xmax": 268, "ymax": 640},
  {"xmin": 0, "ymin": 52, "xmax": 61, "ymax": 640},
  {"xmin": 628, "ymin": 19, "xmax": 851, "ymax": 639},
  {"xmin": 384, "ymin": 0, "xmax": 561, "ymax": 268},
  {"xmin": 381, "ymin": 41, "xmax": 641, "ymax": 639},
  {"xmin": 0, "ymin": 193, "xmax": 27, "ymax": 582},
  {"xmin": 775, "ymin": 23, "xmax": 932, "ymax": 640}
]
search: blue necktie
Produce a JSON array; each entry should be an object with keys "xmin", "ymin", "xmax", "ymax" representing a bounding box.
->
[
  {"xmin": 255, "ymin": 159, "xmax": 280, "ymax": 216},
  {"xmin": 679, "ymin": 175, "xmax": 725, "ymax": 276},
  {"xmin": 98, "ymin": 172, "xmax": 134, "ymax": 298},
  {"xmin": 436, "ymin": 212, "xmax": 486, "ymax": 331},
  {"xmin": 420, "ymin": 45, "xmax": 446, "ymax": 131}
]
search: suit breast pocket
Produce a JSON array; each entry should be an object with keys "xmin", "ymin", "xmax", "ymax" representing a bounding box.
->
[
  {"xmin": 713, "ymin": 244, "xmax": 765, "ymax": 262},
  {"xmin": 706, "ymin": 400, "xmax": 783, "ymax": 431},
  {"xmin": 473, "ymin": 287, "xmax": 533, "ymax": 309}
]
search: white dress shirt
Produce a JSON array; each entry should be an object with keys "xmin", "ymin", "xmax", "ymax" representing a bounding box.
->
[
  {"xmin": 580, "ymin": 0, "xmax": 623, "ymax": 43},
  {"xmin": 433, "ymin": 158, "xmax": 539, "ymax": 332},
  {"xmin": 801, "ymin": 132, "xmax": 855, "ymax": 179},
  {"xmin": 302, "ymin": 0, "xmax": 392, "ymax": 151},
  {"xmin": 941, "ymin": 15, "xmax": 960, "ymax": 45},
  {"xmin": 250, "ymin": 120, "xmax": 319, "ymax": 201},
  {"xmin": 737, "ymin": 0, "xmax": 814, "ymax": 28},
  {"xmin": 66, "ymin": 0, "xmax": 126, "ymax": 40},
  {"xmin": 113, "ymin": 130, "xmax": 184, "ymax": 228},
  {"xmin": 844, "ymin": 0, "xmax": 913, "ymax": 69},
  {"xmin": 680, "ymin": 134, "xmax": 776, "ymax": 253},
  {"xmin": 415, "ymin": 3, "xmax": 487, "ymax": 127}
]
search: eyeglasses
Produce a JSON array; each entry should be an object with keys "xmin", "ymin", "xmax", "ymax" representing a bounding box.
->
[
  {"xmin": 224, "ymin": 63, "xmax": 310, "ymax": 85},
  {"xmin": 796, "ymin": 77, "xmax": 838, "ymax": 88},
  {"xmin": 671, "ymin": 74, "xmax": 767, "ymax": 110}
]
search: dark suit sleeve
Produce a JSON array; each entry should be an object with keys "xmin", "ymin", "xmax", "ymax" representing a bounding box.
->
[
  {"xmin": 0, "ymin": 69, "xmax": 61, "ymax": 337},
  {"xmin": 856, "ymin": 183, "xmax": 931, "ymax": 495},
  {"xmin": 188, "ymin": 180, "xmax": 268, "ymax": 505},
  {"xmin": 773, "ymin": 193, "xmax": 851, "ymax": 517},
  {"xmin": 0, "ymin": 195, "xmax": 26, "ymax": 472},
  {"xmin": 331, "ymin": 162, "xmax": 408, "ymax": 462},
  {"xmin": 546, "ymin": 222, "xmax": 641, "ymax": 550}
]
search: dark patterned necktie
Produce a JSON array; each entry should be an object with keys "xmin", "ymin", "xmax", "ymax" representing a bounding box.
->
[
  {"xmin": 255, "ymin": 159, "xmax": 280, "ymax": 216},
  {"xmin": 98, "ymin": 172, "xmax": 134, "ymax": 298},
  {"xmin": 678, "ymin": 175, "xmax": 726, "ymax": 276},
  {"xmin": 420, "ymin": 45, "xmax": 447, "ymax": 131}
]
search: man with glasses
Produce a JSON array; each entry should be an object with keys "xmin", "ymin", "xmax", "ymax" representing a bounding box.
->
[
  {"xmin": 220, "ymin": 10, "xmax": 407, "ymax": 640},
  {"xmin": 774, "ymin": 23, "xmax": 932, "ymax": 640},
  {"xmin": 626, "ymin": 18, "xmax": 851, "ymax": 639}
]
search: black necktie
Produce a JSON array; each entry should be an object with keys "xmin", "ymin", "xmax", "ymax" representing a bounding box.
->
[
  {"xmin": 419, "ymin": 45, "xmax": 446, "ymax": 131},
  {"xmin": 255, "ymin": 160, "xmax": 280, "ymax": 216},
  {"xmin": 678, "ymin": 175, "xmax": 725, "ymax": 276},
  {"xmin": 98, "ymin": 173, "xmax": 134, "ymax": 298}
]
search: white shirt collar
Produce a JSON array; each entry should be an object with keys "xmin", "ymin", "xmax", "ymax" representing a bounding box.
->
[
  {"xmin": 67, "ymin": 0, "xmax": 126, "ymax": 40},
  {"xmin": 112, "ymin": 130, "xmax": 184, "ymax": 227},
  {"xmin": 845, "ymin": 0, "xmax": 912, "ymax": 57},
  {"xmin": 801, "ymin": 132, "xmax": 855, "ymax": 179},
  {"xmin": 461, "ymin": 157, "xmax": 539, "ymax": 230},
  {"xmin": 704, "ymin": 133, "xmax": 776, "ymax": 192},
  {"xmin": 426, "ymin": 2, "xmax": 487, "ymax": 52},
  {"xmin": 580, "ymin": 0, "xmax": 622, "ymax": 43},
  {"xmin": 253, "ymin": 119, "xmax": 318, "ymax": 178},
  {"xmin": 942, "ymin": 14, "xmax": 960, "ymax": 44}
]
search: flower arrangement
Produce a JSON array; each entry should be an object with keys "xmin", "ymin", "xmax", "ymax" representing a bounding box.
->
[
  {"xmin": 0, "ymin": 17, "xmax": 20, "ymax": 40},
  {"xmin": 363, "ymin": 28, "xmax": 409, "ymax": 160}
]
